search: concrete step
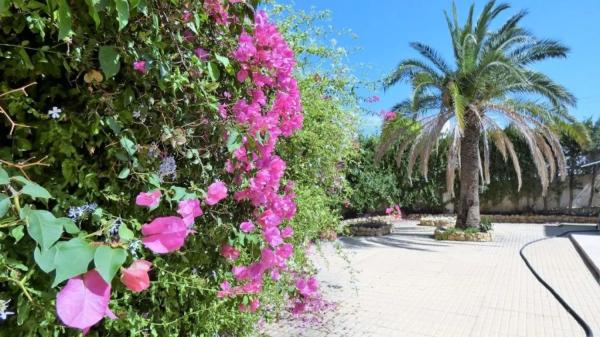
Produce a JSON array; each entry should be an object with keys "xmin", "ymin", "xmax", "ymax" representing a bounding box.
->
[{"xmin": 570, "ymin": 232, "xmax": 600, "ymax": 281}]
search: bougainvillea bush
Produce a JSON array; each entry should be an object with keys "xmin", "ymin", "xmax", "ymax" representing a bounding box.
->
[{"xmin": 0, "ymin": 1, "xmax": 344, "ymax": 335}]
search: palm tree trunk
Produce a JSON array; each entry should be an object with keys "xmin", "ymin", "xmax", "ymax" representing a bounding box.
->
[{"xmin": 457, "ymin": 111, "xmax": 481, "ymax": 229}]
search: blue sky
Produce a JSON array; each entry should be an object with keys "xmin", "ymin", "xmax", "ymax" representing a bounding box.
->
[{"xmin": 279, "ymin": 0, "xmax": 600, "ymax": 135}]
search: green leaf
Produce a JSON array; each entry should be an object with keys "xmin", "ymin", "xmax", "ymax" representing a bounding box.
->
[
  {"xmin": 115, "ymin": 0, "xmax": 130, "ymax": 31},
  {"xmin": 94, "ymin": 246, "xmax": 127, "ymax": 283},
  {"xmin": 10, "ymin": 225, "xmax": 25, "ymax": 243},
  {"xmin": 56, "ymin": 217, "xmax": 80, "ymax": 234},
  {"xmin": 0, "ymin": 166, "xmax": 9, "ymax": 185},
  {"xmin": 34, "ymin": 246, "xmax": 58, "ymax": 273},
  {"xmin": 21, "ymin": 182, "xmax": 52, "ymax": 199},
  {"xmin": 52, "ymin": 238, "xmax": 96, "ymax": 287},
  {"xmin": 0, "ymin": 194, "xmax": 10, "ymax": 217},
  {"xmin": 226, "ymin": 128, "xmax": 242, "ymax": 153},
  {"xmin": 148, "ymin": 173, "xmax": 161, "ymax": 188},
  {"xmin": 26, "ymin": 210, "xmax": 63, "ymax": 250},
  {"xmin": 118, "ymin": 224, "xmax": 134, "ymax": 241},
  {"xmin": 57, "ymin": 0, "xmax": 73, "ymax": 40},
  {"xmin": 85, "ymin": 0, "xmax": 101, "ymax": 27},
  {"xmin": 118, "ymin": 167, "xmax": 130, "ymax": 179},
  {"xmin": 120, "ymin": 137, "xmax": 137, "ymax": 156},
  {"xmin": 0, "ymin": 0, "xmax": 10, "ymax": 17},
  {"xmin": 99, "ymin": 46, "xmax": 121, "ymax": 79},
  {"xmin": 215, "ymin": 54, "xmax": 230, "ymax": 67},
  {"xmin": 207, "ymin": 61, "xmax": 220, "ymax": 81}
]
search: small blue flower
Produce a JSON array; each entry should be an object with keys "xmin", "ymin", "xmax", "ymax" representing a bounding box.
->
[
  {"xmin": 109, "ymin": 218, "xmax": 122, "ymax": 237},
  {"xmin": 128, "ymin": 239, "xmax": 142, "ymax": 258},
  {"xmin": 0, "ymin": 299, "xmax": 15, "ymax": 321},
  {"xmin": 159, "ymin": 155, "xmax": 177, "ymax": 180},
  {"xmin": 48, "ymin": 106, "xmax": 62, "ymax": 119}
]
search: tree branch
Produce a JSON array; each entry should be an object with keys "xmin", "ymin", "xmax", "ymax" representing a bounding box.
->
[{"xmin": 0, "ymin": 82, "xmax": 37, "ymax": 135}]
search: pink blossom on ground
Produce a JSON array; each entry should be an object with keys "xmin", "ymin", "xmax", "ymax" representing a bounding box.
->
[
  {"xmin": 56, "ymin": 270, "xmax": 116, "ymax": 334},
  {"xmin": 205, "ymin": 181, "xmax": 228, "ymax": 205},
  {"xmin": 135, "ymin": 190, "xmax": 161, "ymax": 208},
  {"xmin": 120, "ymin": 260, "xmax": 152, "ymax": 293},
  {"xmin": 133, "ymin": 60, "xmax": 147, "ymax": 73},
  {"xmin": 221, "ymin": 244, "xmax": 240, "ymax": 261},
  {"xmin": 141, "ymin": 216, "xmax": 189, "ymax": 253},
  {"xmin": 296, "ymin": 276, "xmax": 318, "ymax": 298}
]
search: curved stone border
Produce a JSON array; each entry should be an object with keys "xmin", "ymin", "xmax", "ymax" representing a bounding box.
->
[
  {"xmin": 408, "ymin": 213, "xmax": 597, "ymax": 224},
  {"xmin": 342, "ymin": 216, "xmax": 394, "ymax": 237}
]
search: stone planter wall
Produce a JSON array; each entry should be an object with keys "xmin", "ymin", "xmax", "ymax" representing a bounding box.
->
[
  {"xmin": 342, "ymin": 216, "xmax": 394, "ymax": 237},
  {"xmin": 419, "ymin": 216, "xmax": 456, "ymax": 228},
  {"xmin": 434, "ymin": 229, "xmax": 493, "ymax": 242},
  {"xmin": 408, "ymin": 213, "xmax": 597, "ymax": 224}
]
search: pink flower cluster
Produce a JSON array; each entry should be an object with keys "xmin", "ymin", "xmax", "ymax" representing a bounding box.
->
[
  {"xmin": 365, "ymin": 95, "xmax": 380, "ymax": 103},
  {"xmin": 56, "ymin": 180, "xmax": 227, "ymax": 333},
  {"xmin": 385, "ymin": 204, "xmax": 403, "ymax": 219},
  {"xmin": 382, "ymin": 109, "xmax": 397, "ymax": 122},
  {"xmin": 217, "ymin": 11, "xmax": 306, "ymax": 311},
  {"xmin": 203, "ymin": 0, "xmax": 229, "ymax": 25}
]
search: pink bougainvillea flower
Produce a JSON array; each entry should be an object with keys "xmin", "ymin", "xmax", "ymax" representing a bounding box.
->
[
  {"xmin": 194, "ymin": 47, "xmax": 209, "ymax": 61},
  {"xmin": 205, "ymin": 181, "xmax": 228, "ymax": 205},
  {"xmin": 236, "ymin": 69, "xmax": 249, "ymax": 82},
  {"xmin": 239, "ymin": 298, "xmax": 260, "ymax": 312},
  {"xmin": 263, "ymin": 226, "xmax": 283, "ymax": 247},
  {"xmin": 183, "ymin": 29, "xmax": 195, "ymax": 43},
  {"xmin": 133, "ymin": 60, "xmax": 147, "ymax": 73},
  {"xmin": 221, "ymin": 244, "xmax": 240, "ymax": 261},
  {"xmin": 257, "ymin": 209, "xmax": 281, "ymax": 228},
  {"xmin": 217, "ymin": 280, "xmax": 232, "ymax": 298},
  {"xmin": 120, "ymin": 260, "xmax": 152, "ymax": 293},
  {"xmin": 182, "ymin": 10, "xmax": 192, "ymax": 22},
  {"xmin": 281, "ymin": 226, "xmax": 293, "ymax": 238},
  {"xmin": 141, "ymin": 216, "xmax": 189, "ymax": 253},
  {"xmin": 296, "ymin": 276, "xmax": 318, "ymax": 298},
  {"xmin": 56, "ymin": 270, "xmax": 117, "ymax": 334},
  {"xmin": 177, "ymin": 199, "xmax": 203, "ymax": 226},
  {"xmin": 382, "ymin": 110, "xmax": 397, "ymax": 121},
  {"xmin": 240, "ymin": 220, "xmax": 255, "ymax": 233},
  {"xmin": 276, "ymin": 243, "xmax": 293, "ymax": 260},
  {"xmin": 385, "ymin": 207, "xmax": 393, "ymax": 215},
  {"xmin": 135, "ymin": 190, "xmax": 161, "ymax": 208}
]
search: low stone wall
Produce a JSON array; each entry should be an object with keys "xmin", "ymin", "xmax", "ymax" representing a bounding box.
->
[
  {"xmin": 407, "ymin": 214, "xmax": 597, "ymax": 224},
  {"xmin": 434, "ymin": 229, "xmax": 493, "ymax": 242},
  {"xmin": 419, "ymin": 216, "xmax": 456, "ymax": 228}
]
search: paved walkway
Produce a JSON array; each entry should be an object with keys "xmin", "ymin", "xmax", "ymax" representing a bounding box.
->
[{"xmin": 265, "ymin": 221, "xmax": 600, "ymax": 337}]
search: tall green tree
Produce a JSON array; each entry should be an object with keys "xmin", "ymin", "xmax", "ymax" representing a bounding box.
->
[{"xmin": 379, "ymin": 0, "xmax": 586, "ymax": 228}]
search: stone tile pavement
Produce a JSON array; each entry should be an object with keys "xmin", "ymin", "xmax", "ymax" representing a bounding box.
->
[{"xmin": 264, "ymin": 221, "xmax": 600, "ymax": 337}]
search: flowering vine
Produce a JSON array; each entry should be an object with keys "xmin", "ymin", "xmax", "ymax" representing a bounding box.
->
[{"xmin": 49, "ymin": 6, "xmax": 321, "ymax": 334}]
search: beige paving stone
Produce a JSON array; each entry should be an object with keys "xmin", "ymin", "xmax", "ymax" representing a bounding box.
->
[{"xmin": 263, "ymin": 222, "xmax": 600, "ymax": 337}]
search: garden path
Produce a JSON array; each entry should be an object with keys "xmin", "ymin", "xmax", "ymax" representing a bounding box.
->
[{"xmin": 265, "ymin": 221, "xmax": 600, "ymax": 337}]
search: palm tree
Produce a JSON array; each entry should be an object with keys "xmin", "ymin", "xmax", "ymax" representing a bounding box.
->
[{"xmin": 379, "ymin": 1, "xmax": 588, "ymax": 229}]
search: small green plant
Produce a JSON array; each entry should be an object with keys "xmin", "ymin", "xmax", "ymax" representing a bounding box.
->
[
  {"xmin": 464, "ymin": 227, "xmax": 480, "ymax": 234},
  {"xmin": 480, "ymin": 217, "xmax": 493, "ymax": 233}
]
